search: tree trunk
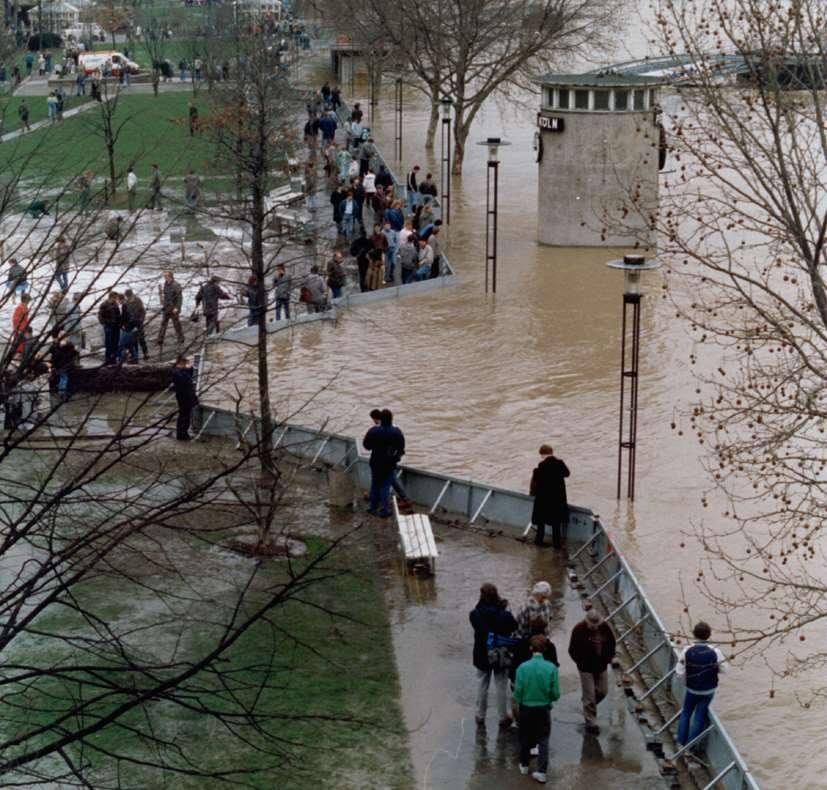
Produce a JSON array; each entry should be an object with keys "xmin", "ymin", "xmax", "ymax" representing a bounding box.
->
[
  {"xmin": 152, "ymin": 72, "xmax": 159, "ymax": 97},
  {"xmin": 425, "ymin": 100, "xmax": 438, "ymax": 150},
  {"xmin": 452, "ymin": 121, "xmax": 467, "ymax": 176},
  {"xmin": 251, "ymin": 150, "xmax": 275, "ymax": 479},
  {"xmin": 107, "ymin": 142, "xmax": 116, "ymax": 196}
]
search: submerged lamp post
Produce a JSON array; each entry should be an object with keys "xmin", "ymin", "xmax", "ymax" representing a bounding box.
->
[
  {"xmin": 478, "ymin": 137, "xmax": 510, "ymax": 293},
  {"xmin": 440, "ymin": 96, "xmax": 454, "ymax": 224},
  {"xmin": 607, "ymin": 254, "xmax": 662, "ymax": 500},
  {"xmin": 394, "ymin": 73, "xmax": 404, "ymax": 162}
]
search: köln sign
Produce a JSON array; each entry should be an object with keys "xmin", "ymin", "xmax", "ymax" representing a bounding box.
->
[{"xmin": 537, "ymin": 115, "xmax": 565, "ymax": 133}]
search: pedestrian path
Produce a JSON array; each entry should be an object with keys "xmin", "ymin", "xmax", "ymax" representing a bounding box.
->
[{"xmin": 0, "ymin": 99, "xmax": 101, "ymax": 144}]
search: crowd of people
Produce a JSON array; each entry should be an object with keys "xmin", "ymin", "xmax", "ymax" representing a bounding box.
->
[
  {"xmin": 302, "ymin": 82, "xmax": 449, "ymax": 295},
  {"xmin": 470, "ymin": 582, "xmax": 726, "ymax": 783}
]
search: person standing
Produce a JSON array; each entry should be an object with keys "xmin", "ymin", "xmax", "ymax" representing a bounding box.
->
[
  {"xmin": 382, "ymin": 220, "xmax": 398, "ymax": 284},
  {"xmin": 97, "ymin": 291, "xmax": 122, "ymax": 366},
  {"xmin": 123, "ymin": 289, "xmax": 148, "ymax": 360},
  {"xmin": 188, "ymin": 101, "xmax": 199, "ymax": 136},
  {"xmin": 54, "ymin": 235, "xmax": 71, "ymax": 292},
  {"xmin": 195, "ymin": 275, "xmax": 231, "ymax": 336},
  {"xmin": 530, "ymin": 444, "xmax": 570, "ymax": 548},
  {"xmin": 18, "ymin": 99, "xmax": 30, "ymax": 132},
  {"xmin": 568, "ymin": 609, "xmax": 616, "ymax": 734},
  {"xmin": 157, "ymin": 270, "xmax": 185, "ymax": 349},
  {"xmin": 427, "ymin": 225, "xmax": 444, "ymax": 279},
  {"xmin": 516, "ymin": 582, "xmax": 554, "ymax": 638},
  {"xmin": 184, "ymin": 169, "xmax": 201, "ymax": 212},
  {"xmin": 274, "ymin": 263, "xmax": 292, "ymax": 321},
  {"xmin": 304, "ymin": 266, "xmax": 328, "ymax": 314},
  {"xmin": 126, "ymin": 166, "xmax": 138, "ymax": 212},
  {"xmin": 245, "ymin": 275, "xmax": 260, "ymax": 326},
  {"xmin": 6, "ymin": 258, "xmax": 28, "ymax": 303},
  {"xmin": 12, "ymin": 294, "xmax": 31, "ymax": 354},
  {"xmin": 675, "ymin": 621, "xmax": 727, "ymax": 748},
  {"xmin": 513, "ymin": 635, "xmax": 560, "ymax": 784},
  {"xmin": 65, "ymin": 292, "xmax": 84, "ymax": 349},
  {"xmin": 397, "ymin": 235, "xmax": 419, "ymax": 285},
  {"xmin": 362, "ymin": 409, "xmax": 405, "ymax": 517},
  {"xmin": 326, "ymin": 251, "xmax": 346, "ymax": 299},
  {"xmin": 172, "ymin": 355, "xmax": 197, "ymax": 441},
  {"xmin": 50, "ymin": 332, "xmax": 78, "ymax": 401},
  {"xmin": 350, "ymin": 229, "xmax": 372, "ymax": 292},
  {"xmin": 148, "ymin": 164, "xmax": 163, "ymax": 211},
  {"xmin": 341, "ymin": 190, "xmax": 355, "ymax": 241},
  {"xmin": 416, "ymin": 238, "xmax": 434, "ymax": 281},
  {"xmin": 406, "ymin": 164, "xmax": 420, "ymax": 212},
  {"xmin": 470, "ymin": 583, "xmax": 519, "ymax": 728}
]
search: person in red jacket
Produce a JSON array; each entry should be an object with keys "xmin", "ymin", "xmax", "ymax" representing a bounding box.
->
[
  {"xmin": 12, "ymin": 294, "xmax": 30, "ymax": 354},
  {"xmin": 568, "ymin": 609, "xmax": 616, "ymax": 734}
]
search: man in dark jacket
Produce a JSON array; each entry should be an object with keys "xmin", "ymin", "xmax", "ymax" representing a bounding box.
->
[
  {"xmin": 97, "ymin": 291, "xmax": 121, "ymax": 365},
  {"xmin": 196, "ymin": 275, "xmax": 231, "ymax": 335},
  {"xmin": 330, "ymin": 185, "xmax": 346, "ymax": 232},
  {"xmin": 123, "ymin": 289, "xmax": 148, "ymax": 360},
  {"xmin": 326, "ymin": 252, "xmax": 346, "ymax": 299},
  {"xmin": 568, "ymin": 609, "xmax": 616, "ymax": 734},
  {"xmin": 362, "ymin": 409, "xmax": 405, "ymax": 517},
  {"xmin": 172, "ymin": 355, "xmax": 197, "ymax": 441},
  {"xmin": 318, "ymin": 111, "xmax": 337, "ymax": 144},
  {"xmin": 158, "ymin": 271, "xmax": 185, "ymax": 348},
  {"xmin": 350, "ymin": 230, "xmax": 373, "ymax": 292},
  {"xmin": 470, "ymin": 582, "xmax": 519, "ymax": 727},
  {"xmin": 530, "ymin": 444, "xmax": 570, "ymax": 548}
]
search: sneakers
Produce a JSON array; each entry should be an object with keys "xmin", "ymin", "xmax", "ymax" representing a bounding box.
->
[
  {"xmin": 532, "ymin": 772, "xmax": 547, "ymax": 784},
  {"xmin": 519, "ymin": 764, "xmax": 529, "ymax": 776}
]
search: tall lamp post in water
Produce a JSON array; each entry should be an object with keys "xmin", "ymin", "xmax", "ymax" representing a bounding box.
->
[
  {"xmin": 607, "ymin": 254, "xmax": 662, "ymax": 500},
  {"xmin": 394, "ymin": 73, "xmax": 404, "ymax": 162},
  {"xmin": 440, "ymin": 96, "xmax": 454, "ymax": 224},
  {"xmin": 477, "ymin": 137, "xmax": 510, "ymax": 293}
]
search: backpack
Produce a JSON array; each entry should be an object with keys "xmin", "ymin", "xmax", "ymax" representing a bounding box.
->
[
  {"xmin": 486, "ymin": 632, "xmax": 520, "ymax": 670},
  {"xmin": 685, "ymin": 644, "xmax": 720, "ymax": 692}
]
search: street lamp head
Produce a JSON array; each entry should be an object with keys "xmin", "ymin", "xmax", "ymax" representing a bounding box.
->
[
  {"xmin": 440, "ymin": 96, "xmax": 454, "ymax": 119},
  {"xmin": 606, "ymin": 254, "xmax": 662, "ymax": 296},
  {"xmin": 477, "ymin": 136, "xmax": 511, "ymax": 162}
]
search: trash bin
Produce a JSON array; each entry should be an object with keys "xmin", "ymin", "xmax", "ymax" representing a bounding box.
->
[{"xmin": 328, "ymin": 467, "xmax": 354, "ymax": 509}]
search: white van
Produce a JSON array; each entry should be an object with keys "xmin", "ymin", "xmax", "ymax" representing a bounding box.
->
[{"xmin": 78, "ymin": 51, "xmax": 140, "ymax": 77}]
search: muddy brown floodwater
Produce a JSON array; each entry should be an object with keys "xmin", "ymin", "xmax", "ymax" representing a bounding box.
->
[{"xmin": 203, "ymin": 62, "xmax": 823, "ymax": 785}]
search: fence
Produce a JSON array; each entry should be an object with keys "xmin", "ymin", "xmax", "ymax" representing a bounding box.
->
[{"xmin": 189, "ymin": 407, "xmax": 759, "ymax": 790}]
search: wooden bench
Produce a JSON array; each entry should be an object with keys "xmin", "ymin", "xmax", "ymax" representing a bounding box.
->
[{"xmin": 393, "ymin": 496, "xmax": 438, "ymax": 575}]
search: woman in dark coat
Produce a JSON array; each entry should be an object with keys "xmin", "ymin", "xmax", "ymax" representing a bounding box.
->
[
  {"xmin": 469, "ymin": 583, "xmax": 518, "ymax": 727},
  {"xmin": 530, "ymin": 444, "xmax": 570, "ymax": 548}
]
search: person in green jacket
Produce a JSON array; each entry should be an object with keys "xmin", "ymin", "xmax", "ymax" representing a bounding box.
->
[{"xmin": 513, "ymin": 634, "xmax": 560, "ymax": 784}]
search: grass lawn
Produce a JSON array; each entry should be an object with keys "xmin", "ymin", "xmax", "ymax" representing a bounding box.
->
[
  {"xmin": 0, "ymin": 92, "xmax": 223, "ymax": 198},
  {"xmin": 2, "ymin": 532, "xmax": 413, "ymax": 789},
  {"xmin": 0, "ymin": 94, "xmax": 93, "ymax": 134}
]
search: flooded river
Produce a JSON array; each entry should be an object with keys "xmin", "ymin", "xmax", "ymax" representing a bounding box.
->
[{"xmin": 216, "ymin": 65, "xmax": 820, "ymax": 785}]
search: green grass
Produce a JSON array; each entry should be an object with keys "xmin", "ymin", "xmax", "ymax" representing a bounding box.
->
[
  {"xmin": 1, "ymin": 535, "xmax": 413, "ymax": 789},
  {"xmin": 0, "ymin": 94, "xmax": 92, "ymax": 134},
  {"xmin": 0, "ymin": 91, "xmax": 219, "ymax": 186}
]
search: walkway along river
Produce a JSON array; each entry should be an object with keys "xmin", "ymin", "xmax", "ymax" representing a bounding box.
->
[{"xmin": 202, "ymin": 59, "xmax": 819, "ymax": 786}]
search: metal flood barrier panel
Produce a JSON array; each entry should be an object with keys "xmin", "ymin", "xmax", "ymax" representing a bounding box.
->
[{"xmin": 194, "ymin": 409, "xmax": 757, "ymax": 790}]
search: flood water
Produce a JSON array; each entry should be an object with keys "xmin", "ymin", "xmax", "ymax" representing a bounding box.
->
[{"xmin": 216, "ymin": 66, "xmax": 820, "ymax": 786}]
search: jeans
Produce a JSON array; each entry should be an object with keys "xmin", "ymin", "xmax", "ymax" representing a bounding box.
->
[
  {"xmin": 368, "ymin": 468, "xmax": 393, "ymax": 515},
  {"xmin": 518, "ymin": 705, "xmax": 550, "ymax": 772},
  {"xmin": 579, "ymin": 670, "xmax": 608, "ymax": 726},
  {"xmin": 384, "ymin": 247, "xmax": 397, "ymax": 282},
  {"xmin": 476, "ymin": 668, "xmax": 508, "ymax": 721},
  {"xmin": 677, "ymin": 690, "xmax": 713, "ymax": 747},
  {"xmin": 55, "ymin": 270, "xmax": 68, "ymax": 292},
  {"xmin": 391, "ymin": 469, "xmax": 408, "ymax": 499},
  {"xmin": 103, "ymin": 325, "xmax": 120, "ymax": 365},
  {"xmin": 330, "ymin": 285, "xmax": 342, "ymax": 299},
  {"xmin": 402, "ymin": 269, "xmax": 416, "ymax": 285},
  {"xmin": 8, "ymin": 282, "xmax": 28, "ymax": 299},
  {"xmin": 275, "ymin": 298, "xmax": 290, "ymax": 321},
  {"xmin": 176, "ymin": 397, "xmax": 193, "ymax": 440},
  {"xmin": 57, "ymin": 370, "xmax": 69, "ymax": 400},
  {"xmin": 117, "ymin": 333, "xmax": 138, "ymax": 363},
  {"xmin": 342, "ymin": 214, "xmax": 354, "ymax": 240}
]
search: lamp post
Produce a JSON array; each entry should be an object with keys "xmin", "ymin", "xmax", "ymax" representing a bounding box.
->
[
  {"xmin": 607, "ymin": 254, "xmax": 662, "ymax": 500},
  {"xmin": 394, "ymin": 74, "xmax": 403, "ymax": 162},
  {"xmin": 440, "ymin": 96, "xmax": 454, "ymax": 225},
  {"xmin": 477, "ymin": 137, "xmax": 510, "ymax": 293}
]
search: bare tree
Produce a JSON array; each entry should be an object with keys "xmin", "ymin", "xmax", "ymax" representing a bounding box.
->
[
  {"xmin": 199, "ymin": 30, "xmax": 305, "ymax": 482},
  {"xmin": 644, "ymin": 0, "xmax": 827, "ymax": 698},
  {"xmin": 83, "ymin": 80, "xmax": 135, "ymax": 199},
  {"xmin": 323, "ymin": 0, "xmax": 623, "ymax": 172},
  {"xmin": 138, "ymin": 13, "xmax": 167, "ymax": 97}
]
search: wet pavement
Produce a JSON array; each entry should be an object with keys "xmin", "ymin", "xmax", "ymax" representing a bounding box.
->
[{"xmin": 377, "ymin": 521, "xmax": 665, "ymax": 789}]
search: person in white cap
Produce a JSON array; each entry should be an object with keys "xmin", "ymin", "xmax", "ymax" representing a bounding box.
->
[{"xmin": 516, "ymin": 582, "xmax": 553, "ymax": 638}]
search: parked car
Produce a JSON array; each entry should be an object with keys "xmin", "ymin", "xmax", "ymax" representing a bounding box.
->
[{"xmin": 78, "ymin": 51, "xmax": 140, "ymax": 76}]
